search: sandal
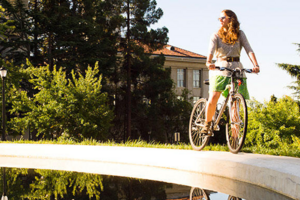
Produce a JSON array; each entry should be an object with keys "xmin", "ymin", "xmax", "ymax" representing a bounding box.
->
[{"xmin": 200, "ymin": 121, "xmax": 212, "ymax": 136}]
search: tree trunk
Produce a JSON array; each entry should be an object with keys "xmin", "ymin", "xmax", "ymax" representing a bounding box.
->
[{"xmin": 126, "ymin": 0, "xmax": 131, "ymax": 140}]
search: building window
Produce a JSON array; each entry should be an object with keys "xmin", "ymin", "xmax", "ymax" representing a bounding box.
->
[
  {"xmin": 177, "ymin": 96, "xmax": 184, "ymax": 101},
  {"xmin": 193, "ymin": 70, "xmax": 201, "ymax": 88},
  {"xmin": 193, "ymin": 97, "xmax": 200, "ymax": 104},
  {"xmin": 177, "ymin": 69, "xmax": 186, "ymax": 87}
]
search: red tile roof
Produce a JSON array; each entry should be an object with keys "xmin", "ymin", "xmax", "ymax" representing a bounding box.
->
[{"xmin": 152, "ymin": 44, "xmax": 206, "ymax": 59}]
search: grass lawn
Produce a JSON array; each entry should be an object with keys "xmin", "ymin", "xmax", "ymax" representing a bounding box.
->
[{"xmin": 1, "ymin": 138, "xmax": 300, "ymax": 158}]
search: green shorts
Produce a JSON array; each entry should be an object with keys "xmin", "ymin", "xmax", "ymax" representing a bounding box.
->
[{"xmin": 209, "ymin": 75, "xmax": 250, "ymax": 99}]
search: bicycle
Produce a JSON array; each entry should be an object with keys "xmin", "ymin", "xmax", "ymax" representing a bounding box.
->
[{"xmin": 189, "ymin": 66, "xmax": 253, "ymax": 154}]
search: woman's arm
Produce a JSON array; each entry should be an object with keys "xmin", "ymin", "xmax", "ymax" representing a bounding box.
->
[
  {"xmin": 206, "ymin": 54, "xmax": 216, "ymax": 70},
  {"xmin": 240, "ymin": 30, "xmax": 260, "ymax": 73},
  {"xmin": 206, "ymin": 33, "xmax": 218, "ymax": 70},
  {"xmin": 249, "ymin": 52, "xmax": 260, "ymax": 73}
]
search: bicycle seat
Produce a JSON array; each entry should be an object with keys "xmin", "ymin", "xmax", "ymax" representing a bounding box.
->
[{"xmin": 204, "ymin": 79, "xmax": 209, "ymax": 85}]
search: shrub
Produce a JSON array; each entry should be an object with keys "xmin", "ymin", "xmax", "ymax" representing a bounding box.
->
[
  {"xmin": 9, "ymin": 61, "xmax": 114, "ymax": 140},
  {"xmin": 246, "ymin": 96, "xmax": 300, "ymax": 149}
]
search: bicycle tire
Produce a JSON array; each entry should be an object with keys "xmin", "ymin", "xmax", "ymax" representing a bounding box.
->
[
  {"xmin": 226, "ymin": 93, "xmax": 247, "ymax": 154},
  {"xmin": 190, "ymin": 187, "xmax": 210, "ymax": 200},
  {"xmin": 189, "ymin": 98, "xmax": 210, "ymax": 151}
]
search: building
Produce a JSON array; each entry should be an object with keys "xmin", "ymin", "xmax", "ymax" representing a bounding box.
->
[{"xmin": 152, "ymin": 45, "xmax": 209, "ymax": 103}]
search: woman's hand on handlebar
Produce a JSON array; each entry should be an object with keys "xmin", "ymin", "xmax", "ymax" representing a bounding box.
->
[
  {"xmin": 206, "ymin": 63, "xmax": 216, "ymax": 70},
  {"xmin": 252, "ymin": 66, "xmax": 260, "ymax": 73}
]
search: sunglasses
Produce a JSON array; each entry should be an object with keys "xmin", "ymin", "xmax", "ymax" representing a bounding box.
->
[{"xmin": 218, "ymin": 16, "xmax": 227, "ymax": 21}]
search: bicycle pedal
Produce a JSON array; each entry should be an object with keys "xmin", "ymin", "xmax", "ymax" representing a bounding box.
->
[{"xmin": 206, "ymin": 130, "xmax": 214, "ymax": 137}]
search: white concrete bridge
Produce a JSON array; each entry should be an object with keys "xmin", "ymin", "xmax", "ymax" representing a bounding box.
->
[{"xmin": 0, "ymin": 143, "xmax": 299, "ymax": 199}]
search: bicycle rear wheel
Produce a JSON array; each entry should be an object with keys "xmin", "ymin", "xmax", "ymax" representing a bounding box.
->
[
  {"xmin": 189, "ymin": 98, "xmax": 210, "ymax": 151},
  {"xmin": 226, "ymin": 93, "xmax": 247, "ymax": 154}
]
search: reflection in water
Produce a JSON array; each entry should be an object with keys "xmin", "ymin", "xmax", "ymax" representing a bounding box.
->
[
  {"xmin": 0, "ymin": 168, "xmax": 170, "ymax": 200},
  {"xmin": 101, "ymin": 175, "xmax": 169, "ymax": 199},
  {"xmin": 190, "ymin": 187, "xmax": 243, "ymax": 200},
  {"xmin": 0, "ymin": 168, "xmax": 104, "ymax": 199},
  {"xmin": 0, "ymin": 167, "xmax": 294, "ymax": 200},
  {"xmin": 190, "ymin": 187, "xmax": 210, "ymax": 200},
  {"xmin": 1, "ymin": 168, "xmax": 7, "ymax": 200},
  {"xmin": 227, "ymin": 196, "xmax": 242, "ymax": 200}
]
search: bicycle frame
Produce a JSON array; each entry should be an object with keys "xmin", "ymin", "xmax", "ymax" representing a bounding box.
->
[
  {"xmin": 194, "ymin": 67, "xmax": 251, "ymax": 130},
  {"xmin": 212, "ymin": 69, "xmax": 243, "ymax": 131}
]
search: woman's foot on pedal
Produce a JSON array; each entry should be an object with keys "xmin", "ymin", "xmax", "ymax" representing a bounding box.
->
[{"xmin": 200, "ymin": 121, "xmax": 212, "ymax": 136}]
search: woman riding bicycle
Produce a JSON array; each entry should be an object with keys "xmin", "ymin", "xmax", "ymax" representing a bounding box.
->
[{"xmin": 201, "ymin": 9, "xmax": 260, "ymax": 135}]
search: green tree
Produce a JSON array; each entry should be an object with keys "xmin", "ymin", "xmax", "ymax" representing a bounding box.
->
[
  {"xmin": 9, "ymin": 61, "xmax": 114, "ymax": 140},
  {"xmin": 34, "ymin": 0, "xmax": 121, "ymax": 75},
  {"xmin": 1, "ymin": 0, "xmax": 120, "ymax": 140},
  {"xmin": 0, "ymin": 5, "xmax": 15, "ymax": 39},
  {"xmin": 277, "ymin": 43, "xmax": 300, "ymax": 100},
  {"xmin": 116, "ymin": 0, "xmax": 169, "ymax": 140},
  {"xmin": 246, "ymin": 96, "xmax": 300, "ymax": 149},
  {"xmin": 143, "ymin": 88, "xmax": 192, "ymax": 143},
  {"xmin": 1, "ymin": 0, "xmax": 121, "ymax": 75},
  {"xmin": 270, "ymin": 94, "xmax": 277, "ymax": 103},
  {"xmin": 0, "ymin": 0, "xmax": 30, "ymax": 64}
]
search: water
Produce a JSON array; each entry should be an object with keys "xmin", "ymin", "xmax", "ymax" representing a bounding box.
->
[{"xmin": 0, "ymin": 167, "xmax": 293, "ymax": 200}]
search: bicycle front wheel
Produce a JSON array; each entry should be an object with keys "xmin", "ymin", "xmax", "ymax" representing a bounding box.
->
[
  {"xmin": 226, "ymin": 93, "xmax": 248, "ymax": 154},
  {"xmin": 189, "ymin": 98, "xmax": 210, "ymax": 151}
]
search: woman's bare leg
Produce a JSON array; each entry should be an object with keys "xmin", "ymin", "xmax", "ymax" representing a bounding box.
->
[
  {"xmin": 200, "ymin": 91, "xmax": 221, "ymax": 135},
  {"xmin": 206, "ymin": 91, "xmax": 221, "ymax": 123}
]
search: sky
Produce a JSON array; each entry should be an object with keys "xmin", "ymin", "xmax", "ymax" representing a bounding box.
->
[{"xmin": 152, "ymin": 0, "xmax": 300, "ymax": 102}]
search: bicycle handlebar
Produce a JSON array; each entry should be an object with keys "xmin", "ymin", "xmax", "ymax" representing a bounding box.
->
[{"xmin": 215, "ymin": 66, "xmax": 253, "ymax": 73}]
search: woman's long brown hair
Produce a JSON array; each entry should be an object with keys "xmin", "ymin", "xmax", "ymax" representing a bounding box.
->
[{"xmin": 218, "ymin": 10, "xmax": 240, "ymax": 45}]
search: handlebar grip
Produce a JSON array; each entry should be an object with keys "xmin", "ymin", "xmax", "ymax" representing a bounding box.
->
[{"xmin": 215, "ymin": 66, "xmax": 228, "ymax": 71}]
